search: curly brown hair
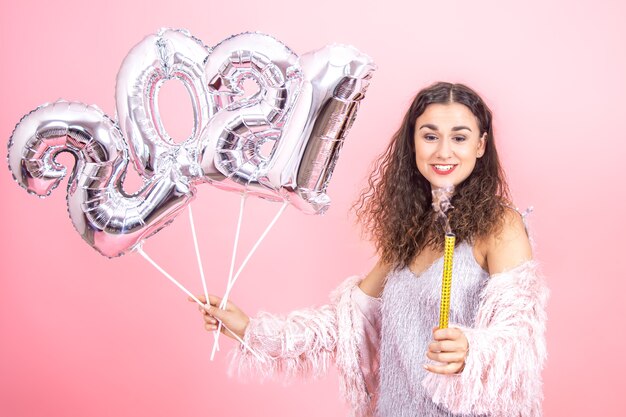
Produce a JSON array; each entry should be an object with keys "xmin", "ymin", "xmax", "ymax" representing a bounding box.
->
[{"xmin": 354, "ymin": 82, "xmax": 511, "ymax": 268}]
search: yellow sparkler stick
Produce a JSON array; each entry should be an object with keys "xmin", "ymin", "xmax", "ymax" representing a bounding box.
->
[{"xmin": 438, "ymin": 233, "xmax": 456, "ymax": 329}]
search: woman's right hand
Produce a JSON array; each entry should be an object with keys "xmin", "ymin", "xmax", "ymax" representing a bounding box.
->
[{"xmin": 189, "ymin": 295, "xmax": 250, "ymax": 341}]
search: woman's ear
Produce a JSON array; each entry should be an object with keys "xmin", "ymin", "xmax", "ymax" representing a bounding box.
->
[{"xmin": 476, "ymin": 133, "xmax": 487, "ymax": 158}]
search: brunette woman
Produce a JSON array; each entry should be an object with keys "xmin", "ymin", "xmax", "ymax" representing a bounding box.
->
[{"xmin": 195, "ymin": 82, "xmax": 548, "ymax": 417}]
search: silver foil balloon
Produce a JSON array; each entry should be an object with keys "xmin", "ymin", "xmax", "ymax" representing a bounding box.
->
[
  {"xmin": 199, "ymin": 32, "xmax": 303, "ymax": 202},
  {"xmin": 268, "ymin": 44, "xmax": 376, "ymax": 214},
  {"xmin": 198, "ymin": 36, "xmax": 376, "ymax": 213},
  {"xmin": 116, "ymin": 28, "xmax": 212, "ymax": 178},
  {"xmin": 7, "ymin": 101, "xmax": 194, "ymax": 257},
  {"xmin": 7, "ymin": 29, "xmax": 377, "ymax": 257}
]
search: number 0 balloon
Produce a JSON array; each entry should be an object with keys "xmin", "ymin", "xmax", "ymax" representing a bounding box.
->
[{"xmin": 7, "ymin": 28, "xmax": 376, "ymax": 257}]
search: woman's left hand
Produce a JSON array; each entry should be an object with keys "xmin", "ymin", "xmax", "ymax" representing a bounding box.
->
[{"xmin": 424, "ymin": 327, "xmax": 469, "ymax": 375}]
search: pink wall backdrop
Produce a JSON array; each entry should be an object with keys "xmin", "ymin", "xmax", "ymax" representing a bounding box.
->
[{"xmin": 1, "ymin": 0, "xmax": 624, "ymax": 416}]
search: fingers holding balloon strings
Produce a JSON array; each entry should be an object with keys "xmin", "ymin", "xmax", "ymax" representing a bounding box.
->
[
  {"xmin": 189, "ymin": 295, "xmax": 224, "ymax": 325},
  {"xmin": 188, "ymin": 294, "xmax": 228, "ymax": 311},
  {"xmin": 196, "ymin": 307, "xmax": 259, "ymax": 360},
  {"xmin": 187, "ymin": 292, "xmax": 225, "ymax": 344},
  {"xmin": 187, "ymin": 290, "xmax": 235, "ymax": 310},
  {"xmin": 191, "ymin": 295, "xmax": 258, "ymax": 358},
  {"xmin": 202, "ymin": 304, "xmax": 262, "ymax": 361},
  {"xmin": 188, "ymin": 294, "xmax": 207, "ymax": 304}
]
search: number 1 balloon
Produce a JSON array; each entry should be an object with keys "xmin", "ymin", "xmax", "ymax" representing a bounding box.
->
[{"xmin": 7, "ymin": 28, "xmax": 376, "ymax": 257}]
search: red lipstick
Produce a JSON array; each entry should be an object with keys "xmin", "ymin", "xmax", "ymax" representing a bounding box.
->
[{"xmin": 431, "ymin": 165, "xmax": 456, "ymax": 175}]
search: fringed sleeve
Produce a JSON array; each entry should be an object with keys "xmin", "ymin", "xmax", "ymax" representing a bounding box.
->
[
  {"xmin": 227, "ymin": 301, "xmax": 339, "ymax": 381},
  {"xmin": 335, "ymin": 279, "xmax": 382, "ymax": 417},
  {"xmin": 228, "ymin": 275, "xmax": 381, "ymax": 417},
  {"xmin": 422, "ymin": 261, "xmax": 549, "ymax": 417}
]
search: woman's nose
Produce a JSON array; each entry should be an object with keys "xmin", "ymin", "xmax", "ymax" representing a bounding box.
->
[{"xmin": 435, "ymin": 138, "xmax": 453, "ymax": 158}]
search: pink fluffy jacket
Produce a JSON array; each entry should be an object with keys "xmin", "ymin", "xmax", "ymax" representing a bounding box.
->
[{"xmin": 229, "ymin": 261, "xmax": 548, "ymax": 417}]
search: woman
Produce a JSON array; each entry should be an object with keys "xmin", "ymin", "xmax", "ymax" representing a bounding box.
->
[{"xmin": 194, "ymin": 82, "xmax": 548, "ymax": 417}]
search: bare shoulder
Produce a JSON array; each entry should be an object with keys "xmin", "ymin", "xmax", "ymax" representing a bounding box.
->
[
  {"xmin": 485, "ymin": 207, "xmax": 533, "ymax": 275},
  {"xmin": 358, "ymin": 260, "xmax": 391, "ymax": 298}
]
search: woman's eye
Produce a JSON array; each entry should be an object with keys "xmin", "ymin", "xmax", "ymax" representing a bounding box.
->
[
  {"xmin": 424, "ymin": 134, "xmax": 438, "ymax": 141},
  {"xmin": 453, "ymin": 136, "xmax": 467, "ymax": 142}
]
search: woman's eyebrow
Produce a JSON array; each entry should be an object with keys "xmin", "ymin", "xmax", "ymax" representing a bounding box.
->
[{"xmin": 418, "ymin": 124, "xmax": 473, "ymax": 132}]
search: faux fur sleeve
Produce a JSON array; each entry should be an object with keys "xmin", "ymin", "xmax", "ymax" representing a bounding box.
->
[
  {"xmin": 421, "ymin": 261, "xmax": 549, "ymax": 417},
  {"xmin": 228, "ymin": 275, "xmax": 378, "ymax": 417},
  {"xmin": 334, "ymin": 279, "xmax": 381, "ymax": 417},
  {"xmin": 227, "ymin": 299, "xmax": 339, "ymax": 381}
]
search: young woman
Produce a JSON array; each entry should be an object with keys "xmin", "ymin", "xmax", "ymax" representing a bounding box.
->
[{"xmin": 194, "ymin": 82, "xmax": 548, "ymax": 417}]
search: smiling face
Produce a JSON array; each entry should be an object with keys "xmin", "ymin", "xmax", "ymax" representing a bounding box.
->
[{"xmin": 413, "ymin": 102, "xmax": 486, "ymax": 189}]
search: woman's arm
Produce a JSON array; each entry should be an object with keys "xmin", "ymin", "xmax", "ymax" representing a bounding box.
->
[
  {"xmin": 226, "ymin": 260, "xmax": 387, "ymax": 380},
  {"xmin": 225, "ymin": 265, "xmax": 385, "ymax": 417},
  {"xmin": 359, "ymin": 260, "xmax": 391, "ymax": 298},
  {"xmin": 422, "ymin": 209, "xmax": 548, "ymax": 417},
  {"xmin": 485, "ymin": 207, "xmax": 533, "ymax": 275}
]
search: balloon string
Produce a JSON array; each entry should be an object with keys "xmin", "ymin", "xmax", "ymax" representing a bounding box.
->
[
  {"xmin": 211, "ymin": 192, "xmax": 248, "ymax": 356},
  {"xmin": 137, "ymin": 246, "xmax": 202, "ymax": 304},
  {"xmin": 188, "ymin": 205, "xmax": 209, "ymax": 306},
  {"xmin": 189, "ymin": 205, "xmax": 222, "ymax": 347},
  {"xmin": 135, "ymin": 246, "xmax": 261, "ymax": 361},
  {"xmin": 228, "ymin": 193, "xmax": 248, "ymax": 303},
  {"xmin": 210, "ymin": 200, "xmax": 289, "ymax": 360}
]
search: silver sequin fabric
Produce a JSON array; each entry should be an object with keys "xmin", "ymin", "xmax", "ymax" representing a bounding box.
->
[{"xmin": 377, "ymin": 242, "xmax": 489, "ymax": 417}]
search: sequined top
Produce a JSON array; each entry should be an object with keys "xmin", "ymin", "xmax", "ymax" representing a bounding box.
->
[{"xmin": 376, "ymin": 241, "xmax": 490, "ymax": 417}]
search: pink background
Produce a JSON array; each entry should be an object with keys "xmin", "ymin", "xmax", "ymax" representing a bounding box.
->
[{"xmin": 1, "ymin": 0, "xmax": 624, "ymax": 416}]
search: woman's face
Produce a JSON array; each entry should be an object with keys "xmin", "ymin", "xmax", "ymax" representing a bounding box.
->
[{"xmin": 413, "ymin": 102, "xmax": 486, "ymax": 189}]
